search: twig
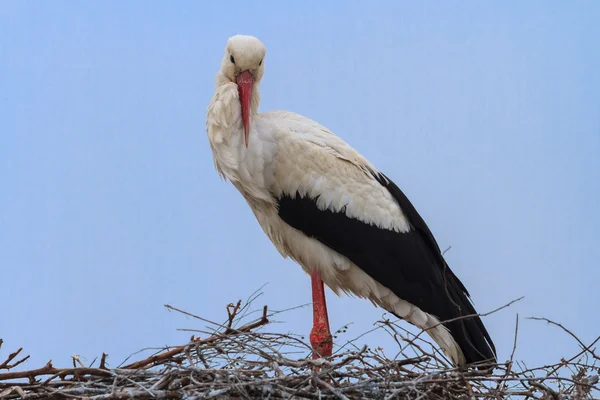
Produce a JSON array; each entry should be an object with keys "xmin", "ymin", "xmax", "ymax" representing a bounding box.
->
[
  {"xmin": 0, "ymin": 360, "xmax": 112, "ymax": 381},
  {"xmin": 0, "ymin": 348, "xmax": 30, "ymax": 371},
  {"xmin": 100, "ymin": 353, "xmax": 108, "ymax": 370},
  {"xmin": 123, "ymin": 305, "xmax": 269, "ymax": 369},
  {"xmin": 1, "ymin": 298, "xmax": 599, "ymax": 400},
  {"xmin": 528, "ymin": 317, "xmax": 600, "ymax": 361},
  {"xmin": 529, "ymin": 381, "xmax": 560, "ymax": 400}
]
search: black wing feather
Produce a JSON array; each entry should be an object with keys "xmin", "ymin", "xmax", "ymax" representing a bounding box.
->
[
  {"xmin": 373, "ymin": 172, "xmax": 496, "ymax": 364},
  {"xmin": 277, "ymin": 171, "xmax": 496, "ymax": 365}
]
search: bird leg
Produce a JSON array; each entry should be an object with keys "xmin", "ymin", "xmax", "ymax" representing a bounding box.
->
[{"xmin": 309, "ymin": 269, "xmax": 333, "ymax": 359}]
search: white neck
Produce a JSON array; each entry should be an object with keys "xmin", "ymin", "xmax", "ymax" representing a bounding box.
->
[
  {"xmin": 206, "ymin": 72, "xmax": 276, "ymax": 206},
  {"xmin": 214, "ymin": 71, "xmax": 261, "ymax": 115}
]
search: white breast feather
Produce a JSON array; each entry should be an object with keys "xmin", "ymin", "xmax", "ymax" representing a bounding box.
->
[{"xmin": 206, "ymin": 84, "xmax": 277, "ymax": 204}]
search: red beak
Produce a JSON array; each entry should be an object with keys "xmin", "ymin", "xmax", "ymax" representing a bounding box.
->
[{"xmin": 236, "ymin": 70, "xmax": 254, "ymax": 148}]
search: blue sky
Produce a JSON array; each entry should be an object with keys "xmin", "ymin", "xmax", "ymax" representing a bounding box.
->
[{"xmin": 1, "ymin": 1, "xmax": 599, "ymax": 370}]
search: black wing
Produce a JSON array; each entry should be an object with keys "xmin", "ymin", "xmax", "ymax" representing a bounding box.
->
[{"xmin": 277, "ymin": 171, "xmax": 496, "ymax": 365}]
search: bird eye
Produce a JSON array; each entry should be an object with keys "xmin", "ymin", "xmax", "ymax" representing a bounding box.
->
[
  {"xmin": 259, "ymin": 59, "xmax": 263, "ymax": 66},
  {"xmin": 230, "ymin": 55, "xmax": 235, "ymax": 64}
]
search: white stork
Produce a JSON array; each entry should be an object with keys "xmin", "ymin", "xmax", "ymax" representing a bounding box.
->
[{"xmin": 206, "ymin": 35, "xmax": 496, "ymax": 367}]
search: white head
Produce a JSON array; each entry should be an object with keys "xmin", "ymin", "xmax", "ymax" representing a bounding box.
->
[{"xmin": 218, "ymin": 35, "xmax": 267, "ymax": 148}]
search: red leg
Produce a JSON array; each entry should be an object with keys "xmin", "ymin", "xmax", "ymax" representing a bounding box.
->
[{"xmin": 309, "ymin": 269, "xmax": 333, "ymax": 359}]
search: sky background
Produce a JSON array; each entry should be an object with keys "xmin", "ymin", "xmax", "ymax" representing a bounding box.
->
[{"xmin": 1, "ymin": 1, "xmax": 599, "ymax": 371}]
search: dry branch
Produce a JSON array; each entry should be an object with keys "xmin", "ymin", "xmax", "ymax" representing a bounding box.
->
[{"xmin": 0, "ymin": 298, "xmax": 598, "ymax": 399}]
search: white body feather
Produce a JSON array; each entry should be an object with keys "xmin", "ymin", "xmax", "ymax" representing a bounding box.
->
[{"xmin": 206, "ymin": 35, "xmax": 465, "ymax": 365}]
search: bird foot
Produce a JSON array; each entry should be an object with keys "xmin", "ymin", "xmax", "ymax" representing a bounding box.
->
[
  {"xmin": 310, "ymin": 322, "xmax": 333, "ymax": 359},
  {"xmin": 310, "ymin": 269, "xmax": 333, "ymax": 359}
]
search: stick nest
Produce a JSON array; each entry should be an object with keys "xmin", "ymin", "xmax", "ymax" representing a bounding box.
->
[{"xmin": 1, "ymin": 297, "xmax": 598, "ymax": 399}]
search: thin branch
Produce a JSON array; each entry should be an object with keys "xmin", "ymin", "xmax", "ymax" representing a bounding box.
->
[
  {"xmin": 1, "ymin": 297, "xmax": 599, "ymax": 400},
  {"xmin": 123, "ymin": 305, "xmax": 269, "ymax": 370}
]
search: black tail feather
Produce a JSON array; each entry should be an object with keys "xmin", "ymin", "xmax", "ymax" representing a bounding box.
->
[{"xmin": 445, "ymin": 269, "xmax": 497, "ymax": 365}]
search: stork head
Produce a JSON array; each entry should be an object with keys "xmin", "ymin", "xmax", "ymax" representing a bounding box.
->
[{"xmin": 220, "ymin": 35, "xmax": 266, "ymax": 148}]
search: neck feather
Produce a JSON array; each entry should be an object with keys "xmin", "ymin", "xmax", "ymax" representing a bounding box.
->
[{"xmin": 215, "ymin": 71, "xmax": 261, "ymax": 116}]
